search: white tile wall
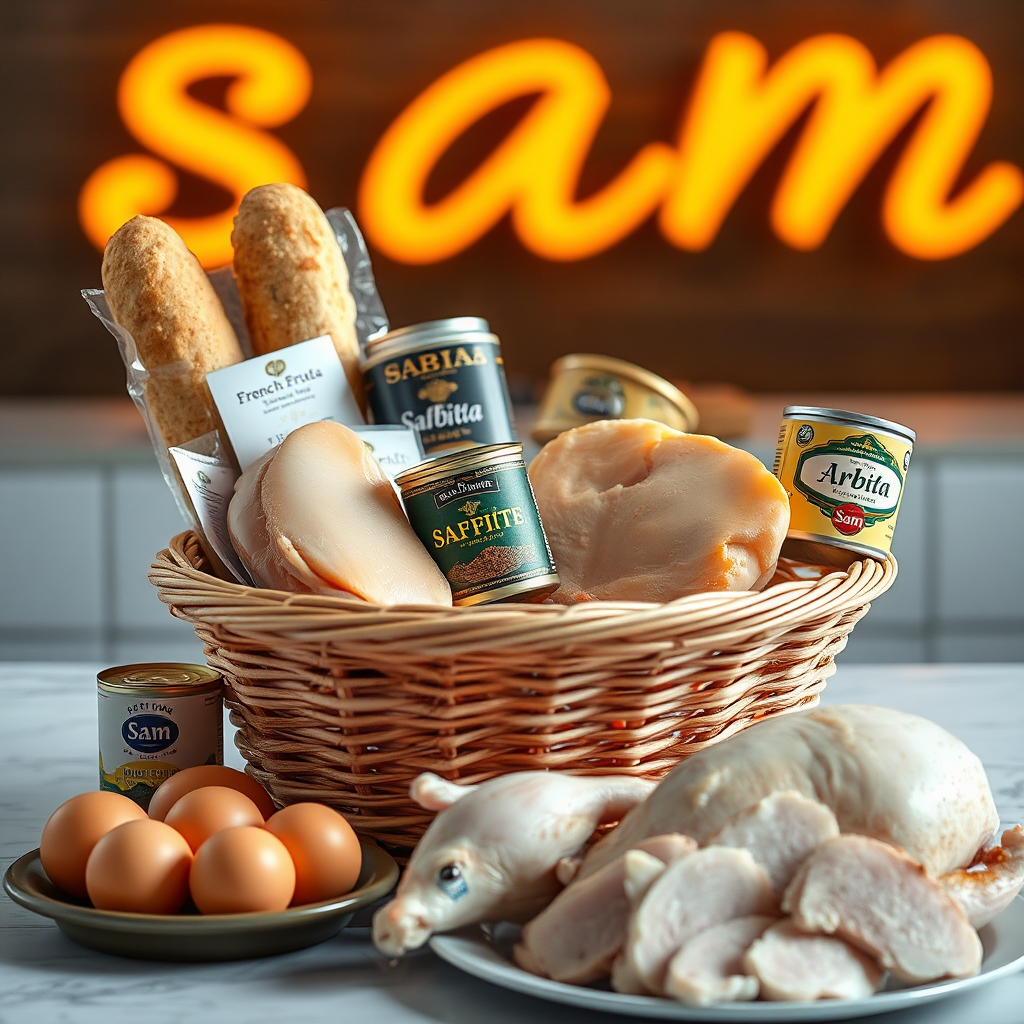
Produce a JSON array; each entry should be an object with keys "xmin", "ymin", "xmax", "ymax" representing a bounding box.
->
[
  {"xmin": 0, "ymin": 470, "xmax": 105, "ymax": 628},
  {"xmin": 936, "ymin": 458, "xmax": 1024, "ymax": 623},
  {"xmin": 111, "ymin": 466, "xmax": 191, "ymax": 629},
  {"xmin": 2, "ymin": 449, "xmax": 1023, "ymax": 662}
]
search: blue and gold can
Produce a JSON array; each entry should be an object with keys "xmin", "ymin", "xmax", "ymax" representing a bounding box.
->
[{"xmin": 361, "ymin": 317, "xmax": 517, "ymax": 455}]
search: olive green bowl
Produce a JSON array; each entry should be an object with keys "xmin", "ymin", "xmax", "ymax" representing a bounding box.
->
[{"xmin": 3, "ymin": 842, "xmax": 398, "ymax": 961}]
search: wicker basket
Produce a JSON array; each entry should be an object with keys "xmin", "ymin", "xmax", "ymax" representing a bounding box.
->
[{"xmin": 151, "ymin": 531, "xmax": 896, "ymax": 849}]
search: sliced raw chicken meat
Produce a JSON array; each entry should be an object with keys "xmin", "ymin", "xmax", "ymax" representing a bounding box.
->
[
  {"xmin": 664, "ymin": 915, "xmax": 777, "ymax": 1006},
  {"xmin": 514, "ymin": 834, "xmax": 696, "ymax": 984},
  {"xmin": 709, "ymin": 790, "xmax": 839, "ymax": 893},
  {"xmin": 784, "ymin": 834, "xmax": 982, "ymax": 982},
  {"xmin": 940, "ymin": 826, "xmax": 1024, "ymax": 928},
  {"xmin": 615, "ymin": 846, "xmax": 778, "ymax": 995},
  {"xmin": 744, "ymin": 920, "xmax": 883, "ymax": 1001}
]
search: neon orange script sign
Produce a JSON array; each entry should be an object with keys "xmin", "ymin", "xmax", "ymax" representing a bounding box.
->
[
  {"xmin": 81, "ymin": 28, "xmax": 1023, "ymax": 267},
  {"xmin": 80, "ymin": 24, "xmax": 311, "ymax": 269}
]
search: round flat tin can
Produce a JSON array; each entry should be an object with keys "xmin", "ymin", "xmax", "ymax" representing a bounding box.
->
[
  {"xmin": 97, "ymin": 663, "xmax": 223, "ymax": 809},
  {"xmin": 361, "ymin": 317, "xmax": 517, "ymax": 455},
  {"xmin": 532, "ymin": 354, "xmax": 698, "ymax": 444},
  {"xmin": 773, "ymin": 407, "xmax": 916, "ymax": 566},
  {"xmin": 396, "ymin": 443, "xmax": 559, "ymax": 606}
]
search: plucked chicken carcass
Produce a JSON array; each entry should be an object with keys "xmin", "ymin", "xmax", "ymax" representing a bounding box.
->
[{"xmin": 579, "ymin": 704, "xmax": 999, "ymax": 880}]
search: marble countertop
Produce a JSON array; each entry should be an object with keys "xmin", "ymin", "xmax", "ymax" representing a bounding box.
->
[{"xmin": 2, "ymin": 662, "xmax": 1022, "ymax": 1024}]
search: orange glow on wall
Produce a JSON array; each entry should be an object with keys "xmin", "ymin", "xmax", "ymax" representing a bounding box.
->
[
  {"xmin": 358, "ymin": 38, "xmax": 676, "ymax": 263},
  {"xmin": 79, "ymin": 24, "xmax": 311, "ymax": 268},
  {"xmin": 663, "ymin": 32, "xmax": 1024, "ymax": 259},
  {"xmin": 360, "ymin": 33, "xmax": 1022, "ymax": 263},
  {"xmin": 81, "ymin": 26, "xmax": 1021, "ymax": 267}
]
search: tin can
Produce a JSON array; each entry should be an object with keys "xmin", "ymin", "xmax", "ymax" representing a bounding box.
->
[
  {"xmin": 361, "ymin": 317, "xmax": 517, "ymax": 455},
  {"xmin": 97, "ymin": 663, "xmax": 223, "ymax": 809},
  {"xmin": 396, "ymin": 443, "xmax": 559, "ymax": 605},
  {"xmin": 773, "ymin": 407, "xmax": 916, "ymax": 566},
  {"xmin": 532, "ymin": 354, "xmax": 698, "ymax": 444}
]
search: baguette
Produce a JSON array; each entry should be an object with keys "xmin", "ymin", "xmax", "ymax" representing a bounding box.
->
[
  {"xmin": 231, "ymin": 183, "xmax": 363, "ymax": 407},
  {"xmin": 102, "ymin": 216, "xmax": 243, "ymax": 449}
]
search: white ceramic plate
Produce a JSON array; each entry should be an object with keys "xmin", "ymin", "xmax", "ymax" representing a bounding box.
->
[{"xmin": 430, "ymin": 897, "xmax": 1024, "ymax": 1021}]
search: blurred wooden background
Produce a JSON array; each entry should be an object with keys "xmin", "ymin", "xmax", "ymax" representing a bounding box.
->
[{"xmin": 2, "ymin": 0, "xmax": 1022, "ymax": 397}]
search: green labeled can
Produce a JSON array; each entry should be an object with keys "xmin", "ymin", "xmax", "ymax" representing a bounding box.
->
[{"xmin": 396, "ymin": 443, "xmax": 560, "ymax": 606}]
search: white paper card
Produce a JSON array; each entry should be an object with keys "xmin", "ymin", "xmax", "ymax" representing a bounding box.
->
[
  {"xmin": 351, "ymin": 425, "xmax": 425, "ymax": 482},
  {"xmin": 168, "ymin": 446, "xmax": 250, "ymax": 585},
  {"xmin": 206, "ymin": 335, "xmax": 364, "ymax": 470}
]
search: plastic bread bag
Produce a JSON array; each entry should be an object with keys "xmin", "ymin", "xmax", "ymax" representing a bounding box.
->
[{"xmin": 83, "ymin": 204, "xmax": 389, "ymax": 576}]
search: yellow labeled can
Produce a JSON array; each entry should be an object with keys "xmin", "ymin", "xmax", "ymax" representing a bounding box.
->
[
  {"xmin": 773, "ymin": 407, "xmax": 915, "ymax": 566},
  {"xmin": 97, "ymin": 663, "xmax": 223, "ymax": 809}
]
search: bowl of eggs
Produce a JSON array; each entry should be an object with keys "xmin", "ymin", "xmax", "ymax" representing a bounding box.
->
[{"xmin": 2, "ymin": 766, "xmax": 399, "ymax": 961}]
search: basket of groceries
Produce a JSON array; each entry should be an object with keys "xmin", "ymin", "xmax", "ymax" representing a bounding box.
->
[{"xmin": 87, "ymin": 183, "xmax": 907, "ymax": 850}]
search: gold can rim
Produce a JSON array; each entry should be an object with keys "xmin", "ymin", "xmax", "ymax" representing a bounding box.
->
[
  {"xmin": 547, "ymin": 354, "xmax": 698, "ymax": 431},
  {"xmin": 453, "ymin": 573, "xmax": 561, "ymax": 606},
  {"xmin": 361, "ymin": 328, "xmax": 500, "ymax": 373},
  {"xmin": 396, "ymin": 442, "xmax": 524, "ymax": 491},
  {"xmin": 97, "ymin": 662, "xmax": 222, "ymax": 697}
]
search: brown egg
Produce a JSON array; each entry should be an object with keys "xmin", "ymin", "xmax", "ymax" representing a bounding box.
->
[
  {"xmin": 189, "ymin": 826, "xmax": 296, "ymax": 913},
  {"xmin": 85, "ymin": 819, "xmax": 193, "ymax": 913},
  {"xmin": 40, "ymin": 791, "xmax": 148, "ymax": 897},
  {"xmin": 264, "ymin": 803, "xmax": 362, "ymax": 905},
  {"xmin": 164, "ymin": 786, "xmax": 264, "ymax": 852},
  {"xmin": 148, "ymin": 765, "xmax": 275, "ymax": 821}
]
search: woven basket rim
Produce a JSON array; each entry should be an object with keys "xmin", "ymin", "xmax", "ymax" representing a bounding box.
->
[{"xmin": 150, "ymin": 531, "xmax": 897, "ymax": 651}]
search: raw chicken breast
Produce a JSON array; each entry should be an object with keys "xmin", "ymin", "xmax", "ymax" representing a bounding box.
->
[
  {"xmin": 580, "ymin": 705, "xmax": 998, "ymax": 881},
  {"xmin": 228, "ymin": 421, "xmax": 452, "ymax": 605},
  {"xmin": 528, "ymin": 420, "xmax": 789, "ymax": 603},
  {"xmin": 514, "ymin": 834, "xmax": 696, "ymax": 983},
  {"xmin": 615, "ymin": 847, "xmax": 778, "ymax": 995},
  {"xmin": 784, "ymin": 834, "xmax": 982, "ymax": 982},
  {"xmin": 709, "ymin": 790, "xmax": 839, "ymax": 893},
  {"xmin": 665, "ymin": 915, "xmax": 777, "ymax": 1006},
  {"xmin": 744, "ymin": 920, "xmax": 883, "ymax": 1001},
  {"xmin": 940, "ymin": 826, "xmax": 1024, "ymax": 928}
]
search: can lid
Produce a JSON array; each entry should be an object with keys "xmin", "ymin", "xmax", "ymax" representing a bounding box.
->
[
  {"xmin": 362, "ymin": 317, "xmax": 493, "ymax": 366},
  {"xmin": 782, "ymin": 406, "xmax": 916, "ymax": 444},
  {"xmin": 395, "ymin": 442, "xmax": 523, "ymax": 491},
  {"xmin": 97, "ymin": 663, "xmax": 222, "ymax": 695},
  {"xmin": 550, "ymin": 354, "xmax": 699, "ymax": 431}
]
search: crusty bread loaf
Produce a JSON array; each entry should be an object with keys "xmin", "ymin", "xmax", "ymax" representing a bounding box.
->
[
  {"xmin": 231, "ymin": 183, "xmax": 362, "ymax": 406},
  {"xmin": 102, "ymin": 216, "xmax": 244, "ymax": 449}
]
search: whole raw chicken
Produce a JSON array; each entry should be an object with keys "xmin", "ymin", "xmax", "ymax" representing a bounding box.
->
[{"xmin": 579, "ymin": 704, "xmax": 999, "ymax": 880}]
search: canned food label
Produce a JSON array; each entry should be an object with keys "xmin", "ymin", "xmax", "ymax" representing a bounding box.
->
[
  {"xmin": 402, "ymin": 461, "xmax": 556, "ymax": 602},
  {"xmin": 794, "ymin": 434, "xmax": 903, "ymax": 527},
  {"xmin": 364, "ymin": 339, "xmax": 516, "ymax": 453},
  {"xmin": 775, "ymin": 418, "xmax": 912, "ymax": 556},
  {"xmin": 573, "ymin": 376, "xmax": 626, "ymax": 417},
  {"xmin": 99, "ymin": 690, "xmax": 223, "ymax": 808}
]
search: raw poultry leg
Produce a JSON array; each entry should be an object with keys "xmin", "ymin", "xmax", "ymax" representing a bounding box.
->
[
  {"xmin": 514, "ymin": 834, "xmax": 696, "ymax": 984},
  {"xmin": 744, "ymin": 920, "xmax": 883, "ymax": 1001},
  {"xmin": 664, "ymin": 915, "xmax": 777, "ymax": 1006},
  {"xmin": 708, "ymin": 790, "xmax": 839, "ymax": 893},
  {"xmin": 940, "ymin": 826, "xmax": 1024, "ymax": 928},
  {"xmin": 783, "ymin": 834, "xmax": 982, "ymax": 982},
  {"xmin": 615, "ymin": 846, "xmax": 778, "ymax": 995},
  {"xmin": 580, "ymin": 705, "xmax": 998, "ymax": 880}
]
